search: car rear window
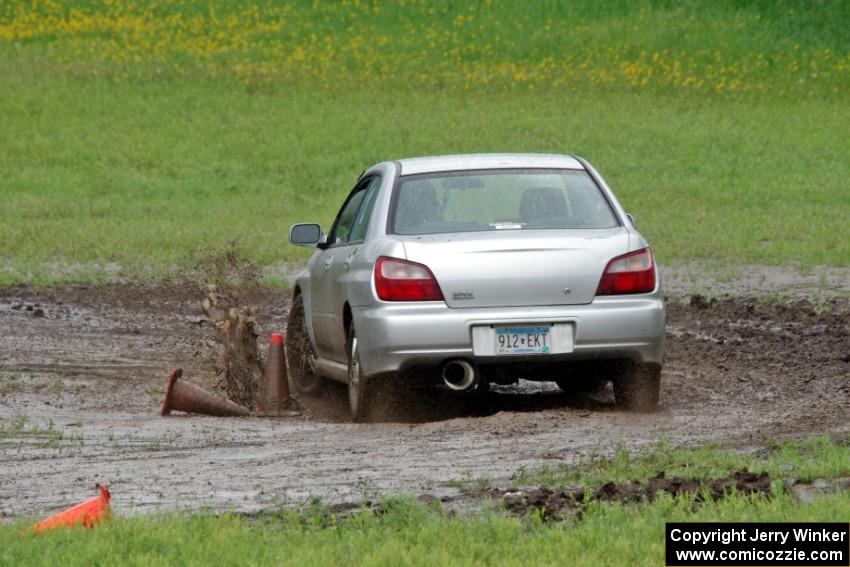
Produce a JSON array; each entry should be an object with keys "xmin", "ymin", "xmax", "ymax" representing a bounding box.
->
[{"xmin": 391, "ymin": 169, "xmax": 619, "ymax": 235}]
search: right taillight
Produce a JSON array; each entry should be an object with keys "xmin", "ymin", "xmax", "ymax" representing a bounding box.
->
[
  {"xmin": 374, "ymin": 256, "xmax": 444, "ymax": 301},
  {"xmin": 596, "ymin": 248, "xmax": 656, "ymax": 295}
]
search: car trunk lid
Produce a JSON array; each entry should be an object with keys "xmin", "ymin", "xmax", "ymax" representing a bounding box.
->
[{"xmin": 400, "ymin": 228, "xmax": 629, "ymax": 308}]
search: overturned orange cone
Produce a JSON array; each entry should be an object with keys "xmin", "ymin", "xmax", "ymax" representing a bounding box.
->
[
  {"xmin": 161, "ymin": 368, "xmax": 250, "ymax": 417},
  {"xmin": 258, "ymin": 332, "xmax": 289, "ymax": 415},
  {"xmin": 35, "ymin": 485, "xmax": 111, "ymax": 532}
]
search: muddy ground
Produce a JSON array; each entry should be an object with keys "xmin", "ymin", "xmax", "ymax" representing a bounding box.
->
[{"xmin": 1, "ymin": 275, "xmax": 848, "ymax": 519}]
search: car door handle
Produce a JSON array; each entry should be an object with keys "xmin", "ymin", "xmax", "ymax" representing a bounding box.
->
[
  {"xmin": 324, "ymin": 256, "xmax": 333, "ymax": 271},
  {"xmin": 344, "ymin": 249, "xmax": 357, "ymax": 270}
]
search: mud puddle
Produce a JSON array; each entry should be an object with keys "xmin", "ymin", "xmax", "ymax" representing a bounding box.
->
[{"xmin": 1, "ymin": 284, "xmax": 848, "ymax": 519}]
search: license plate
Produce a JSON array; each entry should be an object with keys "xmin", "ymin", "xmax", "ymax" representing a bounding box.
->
[{"xmin": 494, "ymin": 325, "xmax": 551, "ymax": 355}]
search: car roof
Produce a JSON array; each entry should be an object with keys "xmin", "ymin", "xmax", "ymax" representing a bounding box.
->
[{"xmin": 396, "ymin": 153, "xmax": 584, "ymax": 176}]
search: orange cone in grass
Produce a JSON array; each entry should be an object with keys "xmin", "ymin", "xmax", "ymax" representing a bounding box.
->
[
  {"xmin": 258, "ymin": 332, "xmax": 289, "ymax": 415},
  {"xmin": 34, "ymin": 485, "xmax": 111, "ymax": 532},
  {"xmin": 161, "ymin": 368, "xmax": 250, "ymax": 417}
]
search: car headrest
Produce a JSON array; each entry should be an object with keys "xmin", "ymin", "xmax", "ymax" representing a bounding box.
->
[{"xmin": 519, "ymin": 186, "xmax": 568, "ymax": 221}]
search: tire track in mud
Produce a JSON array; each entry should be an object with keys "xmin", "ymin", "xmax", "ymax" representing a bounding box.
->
[{"xmin": 1, "ymin": 284, "xmax": 848, "ymax": 518}]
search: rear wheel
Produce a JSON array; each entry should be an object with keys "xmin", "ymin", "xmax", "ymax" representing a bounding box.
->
[
  {"xmin": 285, "ymin": 294, "xmax": 323, "ymax": 395},
  {"xmin": 347, "ymin": 325, "xmax": 370, "ymax": 422},
  {"xmin": 612, "ymin": 362, "xmax": 661, "ymax": 412}
]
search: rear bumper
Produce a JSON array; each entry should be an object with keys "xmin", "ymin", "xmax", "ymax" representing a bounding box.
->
[{"xmin": 353, "ymin": 294, "xmax": 665, "ymax": 377}]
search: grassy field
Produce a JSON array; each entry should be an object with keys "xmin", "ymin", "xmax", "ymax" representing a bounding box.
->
[
  {"xmin": 2, "ymin": 437, "xmax": 848, "ymax": 566},
  {"xmin": 1, "ymin": 0, "xmax": 849, "ymax": 284},
  {"xmin": 2, "ymin": 4, "xmax": 848, "ymax": 562}
]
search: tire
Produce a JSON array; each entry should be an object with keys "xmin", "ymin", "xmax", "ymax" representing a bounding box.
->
[
  {"xmin": 347, "ymin": 324, "xmax": 370, "ymax": 423},
  {"xmin": 612, "ymin": 362, "xmax": 661, "ymax": 412},
  {"xmin": 285, "ymin": 294, "xmax": 323, "ymax": 395}
]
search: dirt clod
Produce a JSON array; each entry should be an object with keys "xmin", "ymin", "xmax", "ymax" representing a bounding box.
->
[
  {"xmin": 688, "ymin": 294, "xmax": 715, "ymax": 309},
  {"xmin": 493, "ymin": 469, "xmax": 773, "ymax": 520}
]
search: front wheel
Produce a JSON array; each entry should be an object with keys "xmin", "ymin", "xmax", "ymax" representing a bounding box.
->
[
  {"xmin": 612, "ymin": 362, "xmax": 661, "ymax": 412},
  {"xmin": 285, "ymin": 294, "xmax": 323, "ymax": 395},
  {"xmin": 347, "ymin": 325, "xmax": 370, "ymax": 422}
]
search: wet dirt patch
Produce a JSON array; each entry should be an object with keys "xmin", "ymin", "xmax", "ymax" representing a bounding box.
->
[
  {"xmin": 491, "ymin": 469, "xmax": 773, "ymax": 521},
  {"xmin": 1, "ymin": 284, "xmax": 849, "ymax": 519},
  {"xmin": 276, "ymin": 469, "xmax": 781, "ymax": 523},
  {"xmin": 661, "ymin": 264, "xmax": 850, "ymax": 299}
]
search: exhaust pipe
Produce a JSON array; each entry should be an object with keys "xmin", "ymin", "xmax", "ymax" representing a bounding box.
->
[{"xmin": 442, "ymin": 360, "xmax": 478, "ymax": 392}]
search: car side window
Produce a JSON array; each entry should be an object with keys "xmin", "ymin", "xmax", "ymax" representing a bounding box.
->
[
  {"xmin": 329, "ymin": 189, "xmax": 367, "ymax": 246},
  {"xmin": 348, "ymin": 176, "xmax": 382, "ymax": 243}
]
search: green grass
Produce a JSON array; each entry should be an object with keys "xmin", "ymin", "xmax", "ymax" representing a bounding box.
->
[
  {"xmin": 0, "ymin": 0, "xmax": 848, "ymax": 284},
  {"xmin": 3, "ymin": 0, "xmax": 848, "ymax": 94},
  {"xmin": 1, "ymin": 79, "xmax": 847, "ymax": 284},
  {"xmin": 2, "ymin": 496, "xmax": 849, "ymax": 566},
  {"xmin": 512, "ymin": 436, "xmax": 850, "ymax": 488},
  {"xmin": 2, "ymin": 437, "xmax": 849, "ymax": 566}
]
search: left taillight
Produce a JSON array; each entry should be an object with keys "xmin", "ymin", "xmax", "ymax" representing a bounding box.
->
[
  {"xmin": 374, "ymin": 256, "xmax": 444, "ymax": 302},
  {"xmin": 596, "ymin": 248, "xmax": 656, "ymax": 295}
]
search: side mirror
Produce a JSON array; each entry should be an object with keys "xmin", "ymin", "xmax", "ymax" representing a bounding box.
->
[
  {"xmin": 625, "ymin": 213, "xmax": 637, "ymax": 228},
  {"xmin": 289, "ymin": 223, "xmax": 324, "ymax": 247}
]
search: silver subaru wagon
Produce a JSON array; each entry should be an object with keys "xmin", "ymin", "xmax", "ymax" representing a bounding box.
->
[{"xmin": 287, "ymin": 154, "xmax": 665, "ymax": 421}]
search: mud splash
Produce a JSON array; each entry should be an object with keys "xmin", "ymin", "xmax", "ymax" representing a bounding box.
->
[
  {"xmin": 1, "ymin": 284, "xmax": 848, "ymax": 518},
  {"xmin": 201, "ymin": 285, "xmax": 262, "ymax": 409}
]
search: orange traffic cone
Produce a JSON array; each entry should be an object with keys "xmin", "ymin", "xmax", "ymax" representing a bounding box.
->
[
  {"xmin": 258, "ymin": 332, "xmax": 290, "ymax": 415},
  {"xmin": 160, "ymin": 368, "xmax": 250, "ymax": 417},
  {"xmin": 34, "ymin": 485, "xmax": 111, "ymax": 532}
]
